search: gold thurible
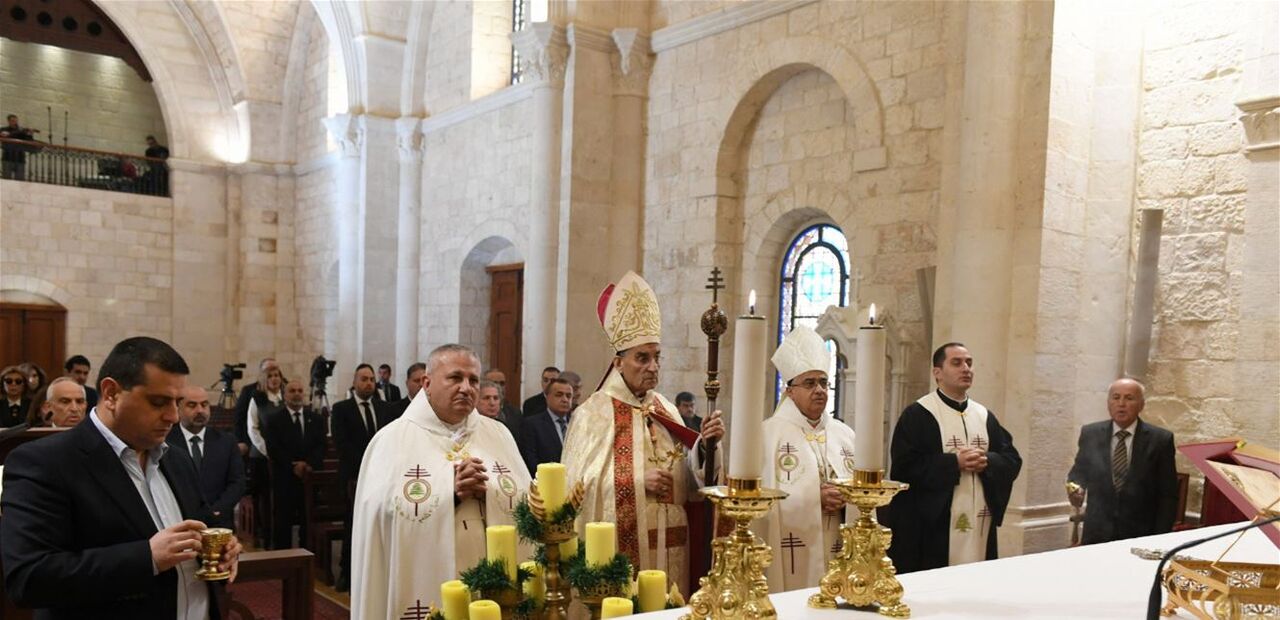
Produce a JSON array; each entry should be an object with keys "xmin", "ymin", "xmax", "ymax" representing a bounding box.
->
[{"xmin": 807, "ymin": 469, "xmax": 912, "ymax": 618}]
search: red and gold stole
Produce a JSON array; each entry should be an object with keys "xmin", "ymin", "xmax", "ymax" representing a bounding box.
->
[{"xmin": 612, "ymin": 398, "xmax": 641, "ymax": 567}]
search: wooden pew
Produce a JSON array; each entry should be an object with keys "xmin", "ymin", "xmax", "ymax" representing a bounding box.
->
[
  {"xmin": 220, "ymin": 549, "xmax": 315, "ymax": 620},
  {"xmin": 302, "ymin": 469, "xmax": 347, "ymax": 585}
]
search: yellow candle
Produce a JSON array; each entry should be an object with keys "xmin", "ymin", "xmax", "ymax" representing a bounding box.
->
[
  {"xmin": 521, "ymin": 561, "xmax": 545, "ymax": 600},
  {"xmin": 559, "ymin": 535, "xmax": 578, "ymax": 558},
  {"xmin": 537, "ymin": 463, "xmax": 567, "ymax": 513},
  {"xmin": 637, "ymin": 569, "xmax": 667, "ymax": 612},
  {"xmin": 440, "ymin": 580, "xmax": 470, "ymax": 620},
  {"xmin": 469, "ymin": 600, "xmax": 502, "ymax": 620},
  {"xmin": 601, "ymin": 596, "xmax": 634, "ymax": 618},
  {"xmin": 486, "ymin": 525, "xmax": 518, "ymax": 581},
  {"xmin": 585, "ymin": 522, "xmax": 616, "ymax": 567}
]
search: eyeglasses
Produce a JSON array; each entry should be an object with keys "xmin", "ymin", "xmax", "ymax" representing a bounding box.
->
[
  {"xmin": 788, "ymin": 378, "xmax": 830, "ymax": 390},
  {"xmin": 3, "ymin": 378, "xmax": 25, "ymax": 385}
]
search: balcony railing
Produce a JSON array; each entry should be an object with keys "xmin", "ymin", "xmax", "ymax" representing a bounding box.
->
[{"xmin": 0, "ymin": 138, "xmax": 170, "ymax": 197}]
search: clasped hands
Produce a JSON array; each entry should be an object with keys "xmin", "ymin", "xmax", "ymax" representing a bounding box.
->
[
  {"xmin": 956, "ymin": 447, "xmax": 988, "ymax": 473},
  {"xmin": 149, "ymin": 520, "xmax": 241, "ymax": 581},
  {"xmin": 454, "ymin": 456, "xmax": 488, "ymax": 501}
]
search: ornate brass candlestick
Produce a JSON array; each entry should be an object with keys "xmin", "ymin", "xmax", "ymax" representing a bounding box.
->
[
  {"xmin": 808, "ymin": 470, "xmax": 910, "ymax": 617},
  {"xmin": 527, "ymin": 482, "xmax": 584, "ymax": 620},
  {"xmin": 474, "ymin": 585, "xmax": 522, "ymax": 620},
  {"xmin": 682, "ymin": 478, "xmax": 787, "ymax": 620}
]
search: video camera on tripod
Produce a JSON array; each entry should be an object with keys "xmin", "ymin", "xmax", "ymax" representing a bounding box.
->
[
  {"xmin": 216, "ymin": 363, "xmax": 246, "ymax": 410},
  {"xmin": 309, "ymin": 356, "xmax": 336, "ymax": 415}
]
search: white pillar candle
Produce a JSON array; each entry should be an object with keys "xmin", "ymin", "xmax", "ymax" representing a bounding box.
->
[
  {"xmin": 729, "ymin": 290, "xmax": 767, "ymax": 481},
  {"xmin": 853, "ymin": 304, "xmax": 887, "ymax": 471}
]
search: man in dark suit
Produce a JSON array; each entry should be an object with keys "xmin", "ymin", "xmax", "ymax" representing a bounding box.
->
[
  {"xmin": 521, "ymin": 366, "xmax": 560, "ymax": 417},
  {"xmin": 166, "ymin": 385, "xmax": 245, "ymax": 529},
  {"xmin": 1, "ymin": 336, "xmax": 240, "ymax": 619},
  {"xmin": 483, "ymin": 368, "xmax": 523, "ymax": 421},
  {"xmin": 262, "ymin": 378, "xmax": 326, "ymax": 549},
  {"xmin": 330, "ymin": 363, "xmax": 393, "ymax": 590},
  {"xmin": 64, "ymin": 355, "xmax": 99, "ymax": 410},
  {"xmin": 478, "ymin": 379, "xmax": 523, "ymax": 444},
  {"xmin": 675, "ymin": 391, "xmax": 702, "ymax": 431},
  {"xmin": 376, "ymin": 363, "xmax": 402, "ymax": 403},
  {"xmin": 387, "ymin": 362, "xmax": 425, "ymax": 418},
  {"xmin": 1068, "ymin": 377, "xmax": 1179, "ymax": 545},
  {"xmin": 2, "ymin": 365, "xmax": 31, "ymax": 427},
  {"xmin": 521, "ymin": 378, "xmax": 575, "ymax": 473}
]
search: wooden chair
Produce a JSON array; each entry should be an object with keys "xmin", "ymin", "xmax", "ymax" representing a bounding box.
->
[{"xmin": 302, "ymin": 469, "xmax": 346, "ymax": 585}]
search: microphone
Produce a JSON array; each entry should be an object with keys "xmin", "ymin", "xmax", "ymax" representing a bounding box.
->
[{"xmin": 1145, "ymin": 514, "xmax": 1280, "ymax": 620}]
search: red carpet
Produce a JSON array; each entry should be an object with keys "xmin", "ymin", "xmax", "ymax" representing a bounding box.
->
[{"xmin": 225, "ymin": 581, "xmax": 349, "ymax": 620}]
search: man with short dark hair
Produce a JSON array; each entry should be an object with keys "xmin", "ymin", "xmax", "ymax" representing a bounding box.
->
[
  {"xmin": 350, "ymin": 344, "xmax": 531, "ymax": 618},
  {"xmin": 559, "ymin": 370, "xmax": 583, "ymax": 410},
  {"xmin": 166, "ymin": 385, "xmax": 245, "ymax": 529},
  {"xmin": 520, "ymin": 377, "xmax": 575, "ymax": 472},
  {"xmin": 376, "ymin": 363, "xmax": 401, "ymax": 403},
  {"xmin": 330, "ymin": 363, "xmax": 393, "ymax": 591},
  {"xmin": 888, "ymin": 342, "xmax": 1022, "ymax": 574},
  {"xmin": 521, "ymin": 366, "xmax": 560, "ymax": 417},
  {"xmin": 65, "ymin": 355, "xmax": 99, "ymax": 409},
  {"xmin": 262, "ymin": 378, "xmax": 325, "ymax": 549},
  {"xmin": 1, "ymin": 336, "xmax": 240, "ymax": 619},
  {"xmin": 142, "ymin": 135, "xmax": 169, "ymax": 195},
  {"xmin": 674, "ymin": 392, "xmax": 701, "ymax": 431},
  {"xmin": 1, "ymin": 114, "xmax": 39, "ymax": 180},
  {"xmin": 387, "ymin": 362, "xmax": 425, "ymax": 418},
  {"xmin": 1067, "ymin": 378, "xmax": 1178, "ymax": 544}
]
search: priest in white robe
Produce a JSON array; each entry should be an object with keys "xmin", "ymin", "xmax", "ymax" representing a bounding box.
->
[
  {"xmin": 756, "ymin": 326, "xmax": 858, "ymax": 592},
  {"xmin": 351, "ymin": 344, "xmax": 532, "ymax": 620},
  {"xmin": 561, "ymin": 271, "xmax": 724, "ymax": 596}
]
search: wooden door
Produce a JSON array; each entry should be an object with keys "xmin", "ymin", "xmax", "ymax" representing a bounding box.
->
[
  {"xmin": 0, "ymin": 303, "xmax": 67, "ymax": 375},
  {"xmin": 486, "ymin": 264, "xmax": 523, "ymax": 408}
]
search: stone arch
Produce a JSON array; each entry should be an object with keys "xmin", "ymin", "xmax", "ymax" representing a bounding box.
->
[
  {"xmin": 400, "ymin": 0, "xmax": 435, "ymax": 117},
  {"xmin": 715, "ymin": 36, "xmax": 886, "ymax": 197},
  {"xmin": 0, "ymin": 275, "xmax": 73, "ymax": 309},
  {"xmin": 310, "ymin": 0, "xmax": 366, "ymax": 114},
  {"xmin": 458, "ymin": 235, "xmax": 524, "ymax": 367}
]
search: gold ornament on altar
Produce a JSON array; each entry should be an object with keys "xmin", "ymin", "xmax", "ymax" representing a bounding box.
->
[
  {"xmin": 808, "ymin": 469, "xmax": 911, "ymax": 618},
  {"xmin": 681, "ymin": 478, "xmax": 788, "ymax": 620},
  {"xmin": 527, "ymin": 479, "xmax": 585, "ymax": 620}
]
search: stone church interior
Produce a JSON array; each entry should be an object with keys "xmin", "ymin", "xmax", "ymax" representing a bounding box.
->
[{"xmin": 0, "ymin": 0, "xmax": 1277, "ymax": 618}]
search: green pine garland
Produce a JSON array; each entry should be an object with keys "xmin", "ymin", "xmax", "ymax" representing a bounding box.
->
[
  {"xmin": 458, "ymin": 558, "xmax": 533, "ymax": 592},
  {"xmin": 512, "ymin": 497, "xmax": 579, "ymax": 542},
  {"xmin": 564, "ymin": 552, "xmax": 632, "ymax": 593}
]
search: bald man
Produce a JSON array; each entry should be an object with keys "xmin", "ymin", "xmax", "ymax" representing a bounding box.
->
[{"xmin": 1067, "ymin": 378, "xmax": 1178, "ymax": 545}]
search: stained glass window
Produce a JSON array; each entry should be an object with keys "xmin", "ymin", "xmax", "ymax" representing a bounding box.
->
[
  {"xmin": 777, "ymin": 224, "xmax": 850, "ymax": 417},
  {"xmin": 510, "ymin": 0, "xmax": 529, "ymax": 84}
]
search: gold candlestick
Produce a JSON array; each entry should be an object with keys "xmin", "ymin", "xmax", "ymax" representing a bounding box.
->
[
  {"xmin": 528, "ymin": 481, "xmax": 585, "ymax": 620},
  {"xmin": 681, "ymin": 478, "xmax": 787, "ymax": 620},
  {"xmin": 578, "ymin": 583, "xmax": 630, "ymax": 620},
  {"xmin": 808, "ymin": 469, "xmax": 910, "ymax": 618}
]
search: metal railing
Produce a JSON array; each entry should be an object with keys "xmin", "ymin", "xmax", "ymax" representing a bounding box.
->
[{"xmin": 0, "ymin": 138, "xmax": 170, "ymax": 197}]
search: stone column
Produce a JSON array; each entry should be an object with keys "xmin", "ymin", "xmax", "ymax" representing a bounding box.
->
[
  {"xmin": 357, "ymin": 114, "xmax": 401, "ymax": 369},
  {"xmin": 322, "ymin": 114, "xmax": 364, "ymax": 389},
  {"xmin": 512, "ymin": 24, "xmax": 568, "ymax": 390},
  {"xmin": 610, "ymin": 28, "xmax": 651, "ymax": 279},
  {"xmin": 395, "ymin": 117, "xmax": 425, "ymax": 373}
]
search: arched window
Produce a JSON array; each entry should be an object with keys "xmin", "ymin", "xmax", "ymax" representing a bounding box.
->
[{"xmin": 777, "ymin": 223, "xmax": 851, "ymax": 417}]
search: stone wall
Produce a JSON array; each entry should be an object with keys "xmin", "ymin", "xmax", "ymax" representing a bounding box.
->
[{"xmin": 0, "ymin": 39, "xmax": 167, "ymax": 155}]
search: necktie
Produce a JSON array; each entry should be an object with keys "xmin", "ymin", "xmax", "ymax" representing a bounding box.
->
[
  {"xmin": 293, "ymin": 410, "xmax": 303, "ymax": 436},
  {"xmin": 190, "ymin": 436, "xmax": 203, "ymax": 471},
  {"xmin": 1112, "ymin": 430, "xmax": 1130, "ymax": 489},
  {"xmin": 361, "ymin": 401, "xmax": 376, "ymax": 435},
  {"xmin": 556, "ymin": 416, "xmax": 568, "ymax": 442}
]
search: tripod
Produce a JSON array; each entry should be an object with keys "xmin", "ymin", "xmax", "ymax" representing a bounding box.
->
[{"xmin": 310, "ymin": 381, "xmax": 331, "ymax": 434}]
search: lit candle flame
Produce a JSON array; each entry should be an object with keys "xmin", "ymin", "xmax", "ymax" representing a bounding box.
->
[
  {"xmin": 748, "ymin": 289, "xmax": 757, "ymax": 315},
  {"xmin": 869, "ymin": 303, "xmax": 877, "ymax": 326}
]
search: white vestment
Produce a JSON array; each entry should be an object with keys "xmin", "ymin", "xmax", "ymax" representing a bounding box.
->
[
  {"xmin": 756, "ymin": 398, "xmax": 858, "ymax": 592},
  {"xmin": 351, "ymin": 392, "xmax": 532, "ymax": 620},
  {"xmin": 917, "ymin": 391, "xmax": 991, "ymax": 566}
]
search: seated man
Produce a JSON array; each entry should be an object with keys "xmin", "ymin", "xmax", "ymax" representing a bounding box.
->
[
  {"xmin": 40, "ymin": 377, "xmax": 87, "ymax": 428},
  {"xmin": 1067, "ymin": 378, "xmax": 1178, "ymax": 544},
  {"xmin": 1, "ymin": 336, "xmax": 240, "ymax": 619},
  {"xmin": 262, "ymin": 378, "xmax": 326, "ymax": 549}
]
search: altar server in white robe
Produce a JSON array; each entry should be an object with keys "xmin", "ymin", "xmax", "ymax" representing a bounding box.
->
[
  {"xmin": 351, "ymin": 344, "xmax": 532, "ymax": 620},
  {"xmin": 755, "ymin": 326, "xmax": 858, "ymax": 592}
]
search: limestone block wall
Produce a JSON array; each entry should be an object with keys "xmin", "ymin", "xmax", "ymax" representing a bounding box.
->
[
  {"xmin": 419, "ymin": 95, "xmax": 535, "ymax": 366},
  {"xmin": 0, "ymin": 39, "xmax": 168, "ymax": 155},
  {"xmin": 1136, "ymin": 2, "xmax": 1276, "ymax": 491},
  {"xmin": 645, "ymin": 0, "xmax": 945, "ymax": 410},
  {"xmin": 0, "ymin": 181, "xmax": 173, "ymax": 367}
]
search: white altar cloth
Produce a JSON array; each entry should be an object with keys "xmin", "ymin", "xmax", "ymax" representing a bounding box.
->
[{"xmin": 638, "ymin": 522, "xmax": 1280, "ymax": 618}]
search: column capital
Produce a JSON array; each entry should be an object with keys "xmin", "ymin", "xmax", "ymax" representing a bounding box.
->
[
  {"xmin": 395, "ymin": 116, "xmax": 425, "ymax": 163},
  {"xmin": 322, "ymin": 113, "xmax": 364, "ymax": 159},
  {"xmin": 611, "ymin": 28, "xmax": 653, "ymax": 97},
  {"xmin": 1236, "ymin": 96, "xmax": 1280, "ymax": 152},
  {"xmin": 511, "ymin": 23, "xmax": 569, "ymax": 88}
]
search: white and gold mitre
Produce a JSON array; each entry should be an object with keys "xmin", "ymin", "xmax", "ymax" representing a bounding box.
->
[
  {"xmin": 597, "ymin": 270, "xmax": 661, "ymax": 352},
  {"xmin": 771, "ymin": 325, "xmax": 828, "ymax": 383}
]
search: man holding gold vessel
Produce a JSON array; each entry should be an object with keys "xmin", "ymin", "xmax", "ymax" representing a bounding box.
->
[
  {"xmin": 562, "ymin": 271, "xmax": 725, "ymax": 596},
  {"xmin": 350, "ymin": 343, "xmax": 532, "ymax": 620},
  {"xmin": 1, "ymin": 336, "xmax": 241, "ymax": 619},
  {"xmin": 756, "ymin": 325, "xmax": 858, "ymax": 591}
]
